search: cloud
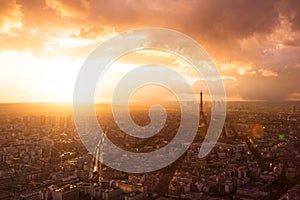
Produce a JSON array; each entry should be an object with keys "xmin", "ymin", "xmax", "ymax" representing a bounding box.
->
[
  {"xmin": 192, "ymin": 75, "xmax": 238, "ymax": 100},
  {"xmin": 280, "ymin": 0, "xmax": 300, "ymax": 31},
  {"xmin": 1, "ymin": 0, "xmax": 300, "ymax": 101},
  {"xmin": 45, "ymin": 0, "xmax": 90, "ymax": 19},
  {"xmin": 182, "ymin": 0, "xmax": 279, "ymax": 43},
  {"xmin": 76, "ymin": 25, "xmax": 116, "ymax": 39},
  {"xmin": 0, "ymin": 0, "xmax": 23, "ymax": 36},
  {"xmin": 258, "ymin": 69, "xmax": 278, "ymax": 77},
  {"xmin": 220, "ymin": 62, "xmax": 257, "ymax": 75},
  {"xmin": 237, "ymin": 67, "xmax": 300, "ymax": 101},
  {"xmin": 3, "ymin": 0, "xmax": 298, "ymax": 58},
  {"xmin": 36, "ymin": 0, "xmax": 281, "ymax": 42},
  {"xmin": 287, "ymin": 92, "xmax": 300, "ymax": 101},
  {"xmin": 83, "ymin": 0, "xmax": 280, "ymax": 41}
]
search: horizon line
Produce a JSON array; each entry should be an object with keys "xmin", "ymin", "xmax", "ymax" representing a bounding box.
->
[{"xmin": 0, "ymin": 100, "xmax": 299, "ymax": 104}]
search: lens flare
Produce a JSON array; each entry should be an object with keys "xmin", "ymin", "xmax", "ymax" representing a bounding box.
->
[
  {"xmin": 279, "ymin": 134, "xmax": 285, "ymax": 141},
  {"xmin": 251, "ymin": 124, "xmax": 264, "ymax": 138}
]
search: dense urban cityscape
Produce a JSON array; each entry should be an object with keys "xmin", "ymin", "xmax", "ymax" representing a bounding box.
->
[
  {"xmin": 1, "ymin": 1, "xmax": 300, "ymax": 199},
  {"xmin": 0, "ymin": 101, "xmax": 299, "ymax": 200}
]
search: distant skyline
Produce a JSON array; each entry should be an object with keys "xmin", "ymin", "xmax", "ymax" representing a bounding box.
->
[{"xmin": 1, "ymin": 0, "xmax": 300, "ymax": 102}]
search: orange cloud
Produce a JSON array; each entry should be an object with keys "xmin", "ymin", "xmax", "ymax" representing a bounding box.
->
[
  {"xmin": 1, "ymin": 0, "xmax": 300, "ymax": 102},
  {"xmin": 220, "ymin": 62, "xmax": 256, "ymax": 75},
  {"xmin": 0, "ymin": 0, "xmax": 23, "ymax": 36},
  {"xmin": 258, "ymin": 69, "xmax": 278, "ymax": 77},
  {"xmin": 45, "ymin": 0, "xmax": 90, "ymax": 19}
]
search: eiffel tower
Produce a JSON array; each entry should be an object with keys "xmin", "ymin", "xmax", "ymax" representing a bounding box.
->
[
  {"xmin": 199, "ymin": 90, "xmax": 207, "ymax": 128},
  {"xmin": 198, "ymin": 90, "xmax": 228, "ymax": 138}
]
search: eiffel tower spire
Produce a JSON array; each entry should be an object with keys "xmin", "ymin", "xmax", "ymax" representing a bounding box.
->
[
  {"xmin": 200, "ymin": 90, "xmax": 203, "ymax": 112},
  {"xmin": 199, "ymin": 89, "xmax": 207, "ymax": 127}
]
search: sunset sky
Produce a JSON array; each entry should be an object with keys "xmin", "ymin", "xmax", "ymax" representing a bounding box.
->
[{"xmin": 1, "ymin": 0, "xmax": 300, "ymax": 102}]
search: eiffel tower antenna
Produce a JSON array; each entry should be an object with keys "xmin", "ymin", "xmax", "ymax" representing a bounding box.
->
[
  {"xmin": 200, "ymin": 89, "xmax": 203, "ymax": 112},
  {"xmin": 199, "ymin": 89, "xmax": 207, "ymax": 126}
]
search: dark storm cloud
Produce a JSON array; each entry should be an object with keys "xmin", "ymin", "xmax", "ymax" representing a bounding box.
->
[
  {"xmin": 39, "ymin": 0, "xmax": 287, "ymax": 61},
  {"xmin": 280, "ymin": 0, "xmax": 300, "ymax": 31},
  {"xmin": 182, "ymin": 0, "xmax": 280, "ymax": 40},
  {"xmin": 3, "ymin": 0, "xmax": 289, "ymax": 51},
  {"xmin": 81, "ymin": 0, "xmax": 282, "ymax": 43},
  {"xmin": 31, "ymin": 0, "xmax": 282, "ymax": 41}
]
